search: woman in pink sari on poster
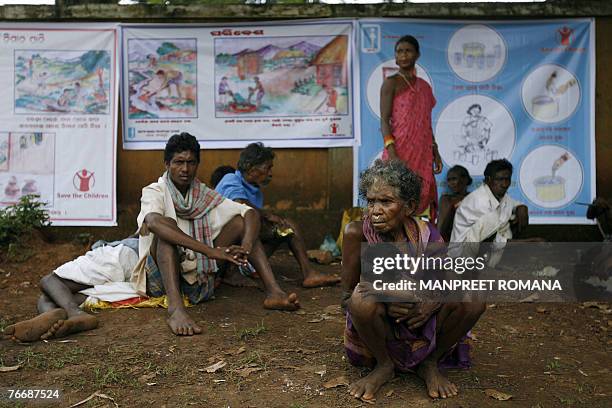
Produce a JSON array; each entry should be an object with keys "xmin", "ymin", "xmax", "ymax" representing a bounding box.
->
[{"xmin": 380, "ymin": 35, "xmax": 443, "ymax": 221}]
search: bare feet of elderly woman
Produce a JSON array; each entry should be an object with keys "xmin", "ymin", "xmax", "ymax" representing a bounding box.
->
[{"xmin": 348, "ymin": 361, "xmax": 395, "ymax": 402}]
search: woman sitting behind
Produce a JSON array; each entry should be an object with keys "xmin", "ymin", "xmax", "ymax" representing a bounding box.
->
[
  {"xmin": 341, "ymin": 159, "xmax": 484, "ymax": 401},
  {"xmin": 437, "ymin": 165, "xmax": 472, "ymax": 242}
]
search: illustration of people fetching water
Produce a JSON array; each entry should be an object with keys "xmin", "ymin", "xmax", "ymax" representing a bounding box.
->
[
  {"xmin": 15, "ymin": 50, "xmax": 111, "ymax": 115},
  {"xmin": 220, "ymin": 76, "xmax": 268, "ymax": 114},
  {"xmin": 214, "ymin": 34, "xmax": 348, "ymax": 117},
  {"xmin": 247, "ymin": 76, "xmax": 265, "ymax": 109},
  {"xmin": 218, "ymin": 76, "xmax": 232, "ymax": 108},
  {"xmin": 454, "ymin": 103, "xmax": 497, "ymax": 166}
]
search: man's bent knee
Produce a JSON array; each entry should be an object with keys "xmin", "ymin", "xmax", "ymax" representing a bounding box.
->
[
  {"xmin": 39, "ymin": 273, "xmax": 56, "ymax": 290},
  {"xmin": 348, "ymin": 287, "xmax": 384, "ymax": 320},
  {"xmin": 219, "ymin": 215, "xmax": 245, "ymax": 243}
]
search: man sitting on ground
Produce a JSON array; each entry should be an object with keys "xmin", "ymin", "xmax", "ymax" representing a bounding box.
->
[
  {"xmin": 3, "ymin": 237, "xmax": 138, "ymax": 342},
  {"xmin": 214, "ymin": 142, "xmax": 340, "ymax": 288},
  {"xmin": 4, "ymin": 133, "xmax": 301, "ymax": 340},
  {"xmin": 451, "ymin": 159, "xmax": 530, "ymax": 244},
  {"xmin": 450, "ymin": 159, "xmax": 536, "ymax": 265},
  {"xmin": 131, "ymin": 133, "xmax": 299, "ymax": 335}
]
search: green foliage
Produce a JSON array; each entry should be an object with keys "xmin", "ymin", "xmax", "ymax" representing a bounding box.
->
[
  {"xmin": 236, "ymin": 320, "xmax": 267, "ymax": 340},
  {"xmin": 94, "ymin": 365, "xmax": 135, "ymax": 387},
  {"xmin": 79, "ymin": 50, "xmax": 110, "ymax": 73},
  {"xmin": 157, "ymin": 41, "xmax": 180, "ymax": 56},
  {"xmin": 0, "ymin": 195, "xmax": 49, "ymax": 248},
  {"xmin": 215, "ymin": 52, "xmax": 235, "ymax": 65}
]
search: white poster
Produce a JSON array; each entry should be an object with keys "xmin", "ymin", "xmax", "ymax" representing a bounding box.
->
[
  {"xmin": 121, "ymin": 21, "xmax": 355, "ymax": 149},
  {"xmin": 0, "ymin": 23, "xmax": 119, "ymax": 226}
]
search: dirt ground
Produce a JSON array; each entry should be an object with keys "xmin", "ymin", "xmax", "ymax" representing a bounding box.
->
[{"xmin": 0, "ymin": 237, "xmax": 611, "ymax": 408}]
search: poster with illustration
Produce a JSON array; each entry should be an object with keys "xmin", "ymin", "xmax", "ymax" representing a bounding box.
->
[
  {"xmin": 0, "ymin": 23, "xmax": 119, "ymax": 226},
  {"xmin": 356, "ymin": 19, "xmax": 594, "ymax": 224},
  {"xmin": 127, "ymin": 38, "xmax": 197, "ymax": 119},
  {"xmin": 15, "ymin": 50, "xmax": 110, "ymax": 115},
  {"xmin": 214, "ymin": 35, "xmax": 349, "ymax": 117},
  {"xmin": 121, "ymin": 21, "xmax": 354, "ymax": 149}
]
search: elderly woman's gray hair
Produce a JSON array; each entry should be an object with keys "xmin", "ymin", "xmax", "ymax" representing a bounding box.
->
[
  {"xmin": 237, "ymin": 142, "xmax": 275, "ymax": 172},
  {"xmin": 359, "ymin": 159, "xmax": 422, "ymax": 204}
]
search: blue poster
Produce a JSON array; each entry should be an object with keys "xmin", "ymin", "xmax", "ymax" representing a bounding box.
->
[{"xmin": 356, "ymin": 19, "xmax": 595, "ymax": 224}]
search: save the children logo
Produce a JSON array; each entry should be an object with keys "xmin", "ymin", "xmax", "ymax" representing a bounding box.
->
[
  {"xmin": 330, "ymin": 122, "xmax": 339, "ymax": 134},
  {"xmin": 556, "ymin": 26, "xmax": 574, "ymax": 46},
  {"xmin": 73, "ymin": 169, "xmax": 95, "ymax": 192}
]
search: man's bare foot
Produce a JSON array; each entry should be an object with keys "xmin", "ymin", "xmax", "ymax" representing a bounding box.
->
[
  {"xmin": 302, "ymin": 272, "xmax": 341, "ymax": 288},
  {"xmin": 167, "ymin": 308, "xmax": 202, "ymax": 336},
  {"xmin": 3, "ymin": 309, "xmax": 67, "ymax": 342},
  {"xmin": 40, "ymin": 312, "xmax": 98, "ymax": 340},
  {"xmin": 263, "ymin": 292, "xmax": 300, "ymax": 311},
  {"xmin": 348, "ymin": 361, "xmax": 395, "ymax": 402},
  {"xmin": 416, "ymin": 360, "xmax": 458, "ymax": 399}
]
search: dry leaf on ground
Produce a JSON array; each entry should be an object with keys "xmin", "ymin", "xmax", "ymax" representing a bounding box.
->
[
  {"xmin": 484, "ymin": 388, "xmax": 513, "ymax": 401},
  {"xmin": 138, "ymin": 372, "xmax": 156, "ymax": 383},
  {"xmin": 225, "ymin": 346, "xmax": 246, "ymax": 356},
  {"xmin": 314, "ymin": 367, "xmax": 327, "ymax": 378},
  {"xmin": 582, "ymin": 302, "xmax": 610, "ymax": 311},
  {"xmin": 322, "ymin": 375, "xmax": 349, "ymax": 389},
  {"xmin": 308, "ymin": 315, "xmax": 334, "ymax": 323},
  {"xmin": 235, "ymin": 366, "xmax": 263, "ymax": 378},
  {"xmin": 0, "ymin": 365, "xmax": 21, "ymax": 372},
  {"xmin": 67, "ymin": 391, "xmax": 118, "ymax": 408},
  {"xmin": 323, "ymin": 304, "xmax": 342, "ymax": 315},
  {"xmin": 201, "ymin": 360, "xmax": 227, "ymax": 373},
  {"xmin": 519, "ymin": 293, "xmax": 540, "ymax": 303}
]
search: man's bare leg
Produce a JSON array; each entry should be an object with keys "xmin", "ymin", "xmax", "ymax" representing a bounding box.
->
[
  {"xmin": 416, "ymin": 302, "xmax": 486, "ymax": 399},
  {"xmin": 283, "ymin": 218, "xmax": 340, "ymax": 288},
  {"xmin": 153, "ymin": 237, "xmax": 202, "ymax": 336},
  {"xmin": 346, "ymin": 287, "xmax": 395, "ymax": 401},
  {"xmin": 37, "ymin": 274, "xmax": 98, "ymax": 340},
  {"xmin": 215, "ymin": 215, "xmax": 299, "ymax": 311},
  {"xmin": 252, "ymin": 240, "xmax": 300, "ymax": 310}
]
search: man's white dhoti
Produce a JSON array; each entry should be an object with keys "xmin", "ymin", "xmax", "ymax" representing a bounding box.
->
[{"xmin": 54, "ymin": 242, "xmax": 140, "ymax": 303}]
